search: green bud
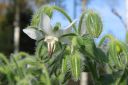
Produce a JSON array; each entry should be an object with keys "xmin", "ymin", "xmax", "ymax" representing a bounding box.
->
[
  {"xmin": 53, "ymin": 22, "xmax": 61, "ymax": 32},
  {"xmin": 85, "ymin": 10, "xmax": 103, "ymax": 38}
]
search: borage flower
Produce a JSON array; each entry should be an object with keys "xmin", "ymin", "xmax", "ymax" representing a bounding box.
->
[{"xmin": 23, "ymin": 13, "xmax": 77, "ymax": 56}]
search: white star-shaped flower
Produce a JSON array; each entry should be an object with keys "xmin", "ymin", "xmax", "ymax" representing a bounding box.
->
[{"xmin": 23, "ymin": 13, "xmax": 77, "ymax": 55}]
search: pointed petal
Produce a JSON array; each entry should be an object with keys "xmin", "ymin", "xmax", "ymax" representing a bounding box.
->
[
  {"xmin": 63, "ymin": 19, "xmax": 77, "ymax": 33},
  {"xmin": 54, "ymin": 29, "xmax": 63, "ymax": 37},
  {"xmin": 39, "ymin": 13, "xmax": 52, "ymax": 33},
  {"xmin": 23, "ymin": 28, "xmax": 43, "ymax": 40}
]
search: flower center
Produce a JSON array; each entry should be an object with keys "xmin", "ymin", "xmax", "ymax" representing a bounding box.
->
[{"xmin": 44, "ymin": 36, "xmax": 58, "ymax": 55}]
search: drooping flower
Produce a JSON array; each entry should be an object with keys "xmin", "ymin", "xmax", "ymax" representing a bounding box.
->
[{"xmin": 23, "ymin": 13, "xmax": 77, "ymax": 55}]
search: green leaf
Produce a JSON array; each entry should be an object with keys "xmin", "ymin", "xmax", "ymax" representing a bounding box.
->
[
  {"xmin": 48, "ymin": 45, "xmax": 66, "ymax": 76},
  {"xmin": 100, "ymin": 74, "xmax": 114, "ymax": 85},
  {"xmin": 86, "ymin": 58, "xmax": 100, "ymax": 83},
  {"xmin": 116, "ymin": 69, "xmax": 128, "ymax": 85},
  {"xmin": 95, "ymin": 48, "xmax": 108, "ymax": 63},
  {"xmin": 80, "ymin": 35, "xmax": 97, "ymax": 58}
]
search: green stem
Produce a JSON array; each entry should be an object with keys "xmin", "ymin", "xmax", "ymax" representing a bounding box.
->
[
  {"xmin": 52, "ymin": 6, "xmax": 77, "ymax": 32},
  {"xmin": 98, "ymin": 34, "xmax": 115, "ymax": 47},
  {"xmin": 78, "ymin": 12, "xmax": 86, "ymax": 34}
]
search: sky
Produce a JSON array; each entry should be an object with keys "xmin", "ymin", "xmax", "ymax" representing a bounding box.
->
[
  {"xmin": 0, "ymin": 0, "xmax": 125, "ymax": 41},
  {"xmin": 52, "ymin": 0, "xmax": 126, "ymax": 41},
  {"xmin": 86, "ymin": 0, "xmax": 125, "ymax": 41}
]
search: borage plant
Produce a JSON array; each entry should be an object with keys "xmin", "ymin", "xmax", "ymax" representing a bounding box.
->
[
  {"xmin": 23, "ymin": 5, "xmax": 105, "ymax": 85},
  {"xmin": 23, "ymin": 5, "xmax": 79, "ymax": 84},
  {"xmin": 23, "ymin": 13, "xmax": 77, "ymax": 56},
  {"xmin": 1, "ymin": 5, "xmax": 127, "ymax": 85}
]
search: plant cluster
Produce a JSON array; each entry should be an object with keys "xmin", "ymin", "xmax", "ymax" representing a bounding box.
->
[{"xmin": 0, "ymin": 5, "xmax": 128, "ymax": 85}]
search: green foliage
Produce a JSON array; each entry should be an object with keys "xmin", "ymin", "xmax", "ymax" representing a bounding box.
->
[{"xmin": 1, "ymin": 5, "xmax": 128, "ymax": 85}]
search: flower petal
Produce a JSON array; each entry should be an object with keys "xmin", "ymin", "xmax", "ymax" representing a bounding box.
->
[
  {"xmin": 63, "ymin": 19, "xmax": 77, "ymax": 34},
  {"xmin": 23, "ymin": 28, "xmax": 44, "ymax": 40},
  {"xmin": 39, "ymin": 13, "xmax": 52, "ymax": 34}
]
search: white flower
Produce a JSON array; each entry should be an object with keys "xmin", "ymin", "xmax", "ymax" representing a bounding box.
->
[{"xmin": 23, "ymin": 13, "xmax": 77, "ymax": 55}]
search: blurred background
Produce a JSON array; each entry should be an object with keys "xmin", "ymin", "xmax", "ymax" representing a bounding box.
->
[{"xmin": 0, "ymin": 0, "xmax": 126, "ymax": 55}]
